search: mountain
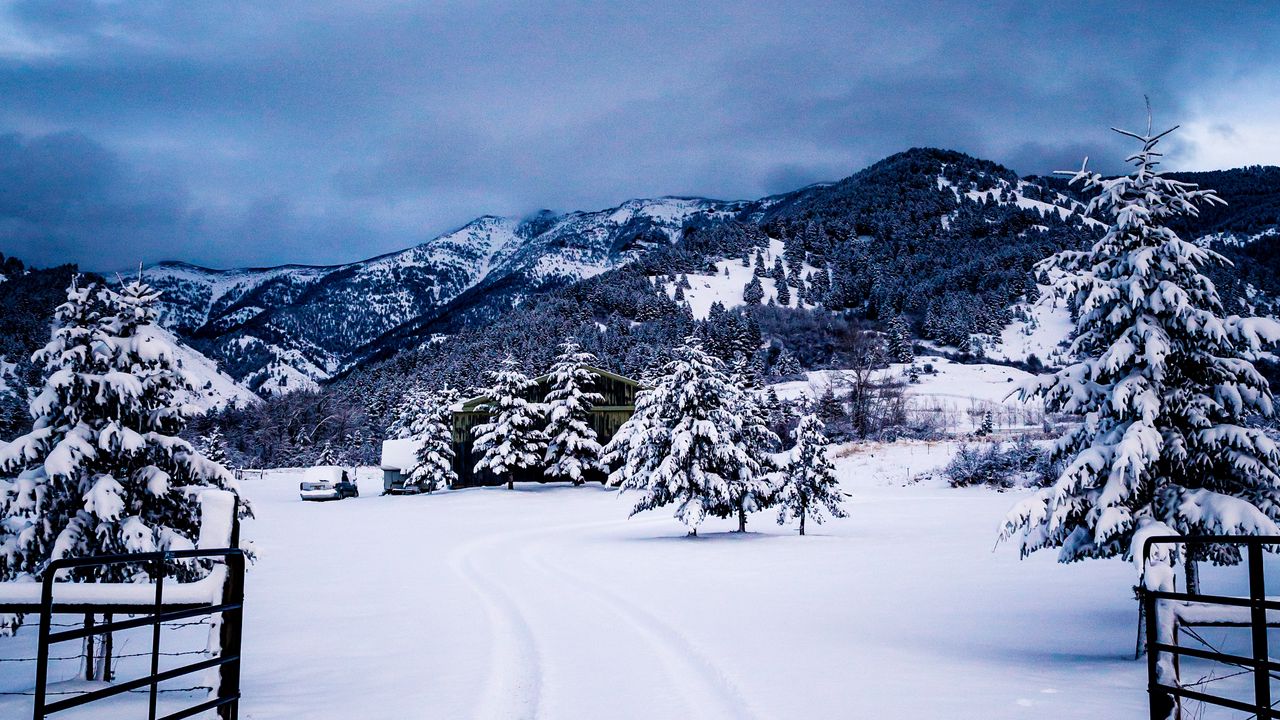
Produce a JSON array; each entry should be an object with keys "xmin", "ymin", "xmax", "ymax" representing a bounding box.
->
[
  {"xmin": 138, "ymin": 197, "xmax": 740, "ymax": 394},
  {"xmin": 84, "ymin": 148, "xmax": 1280, "ymax": 408}
]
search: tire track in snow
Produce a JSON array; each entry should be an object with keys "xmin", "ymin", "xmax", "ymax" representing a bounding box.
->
[
  {"xmin": 448, "ymin": 528, "xmax": 546, "ymax": 720},
  {"xmin": 447, "ymin": 517, "xmax": 631, "ymax": 720},
  {"xmin": 523, "ymin": 535, "xmax": 767, "ymax": 720}
]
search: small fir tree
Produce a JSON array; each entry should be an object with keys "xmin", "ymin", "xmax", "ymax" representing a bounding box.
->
[
  {"xmin": 777, "ymin": 415, "xmax": 846, "ymax": 535},
  {"xmin": 886, "ymin": 315, "xmax": 914, "ymax": 363},
  {"xmin": 743, "ymin": 276, "xmax": 764, "ymax": 305},
  {"xmin": 473, "ymin": 356, "xmax": 548, "ymax": 490},
  {"xmin": 543, "ymin": 339, "xmax": 605, "ymax": 485},
  {"xmin": 776, "ymin": 278, "xmax": 791, "ymax": 307}
]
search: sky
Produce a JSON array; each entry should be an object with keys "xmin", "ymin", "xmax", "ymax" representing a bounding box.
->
[{"xmin": 0, "ymin": 1, "xmax": 1278, "ymax": 271}]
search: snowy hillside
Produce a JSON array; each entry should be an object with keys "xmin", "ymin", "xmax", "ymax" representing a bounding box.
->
[
  {"xmin": 144, "ymin": 325, "xmax": 260, "ymax": 410},
  {"xmin": 652, "ymin": 238, "xmax": 819, "ymax": 319}
]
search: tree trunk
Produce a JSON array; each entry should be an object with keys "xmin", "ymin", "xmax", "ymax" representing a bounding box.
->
[
  {"xmin": 737, "ymin": 505, "xmax": 747, "ymax": 533},
  {"xmin": 507, "ymin": 476, "xmax": 513, "ymax": 490},
  {"xmin": 688, "ymin": 527, "xmax": 697, "ymax": 537},
  {"xmin": 800, "ymin": 514, "xmax": 806, "ymax": 536},
  {"xmin": 1185, "ymin": 554, "xmax": 1200, "ymax": 596}
]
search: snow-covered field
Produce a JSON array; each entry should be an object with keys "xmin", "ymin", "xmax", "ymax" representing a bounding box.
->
[
  {"xmin": 774, "ymin": 358, "xmax": 1045, "ymax": 433},
  {"xmin": 1, "ymin": 441, "xmax": 1156, "ymax": 719}
]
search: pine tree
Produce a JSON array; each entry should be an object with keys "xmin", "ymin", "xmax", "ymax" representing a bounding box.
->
[
  {"xmin": 743, "ymin": 276, "xmax": 764, "ymax": 305},
  {"xmin": 543, "ymin": 339, "xmax": 605, "ymax": 485},
  {"xmin": 771, "ymin": 256, "xmax": 786, "ymax": 285},
  {"xmin": 315, "ymin": 441, "xmax": 337, "ymax": 465},
  {"xmin": 772, "ymin": 349, "xmax": 802, "ymax": 379},
  {"xmin": 1000, "ymin": 119, "xmax": 1280, "ymax": 574},
  {"xmin": 673, "ymin": 283, "xmax": 685, "ymax": 302},
  {"xmin": 753, "ymin": 252, "xmax": 766, "ymax": 277},
  {"xmin": 197, "ymin": 427, "xmax": 230, "ymax": 467},
  {"xmin": 977, "ymin": 410, "xmax": 994, "ymax": 437},
  {"xmin": 605, "ymin": 337, "xmax": 770, "ymax": 535},
  {"xmin": 407, "ymin": 388, "xmax": 459, "ymax": 492},
  {"xmin": 776, "ymin": 415, "xmax": 847, "ymax": 535},
  {"xmin": 473, "ymin": 356, "xmax": 548, "ymax": 489},
  {"xmin": 784, "ymin": 231, "xmax": 806, "ymax": 278},
  {"xmin": 886, "ymin": 315, "xmax": 914, "ymax": 363},
  {"xmin": 0, "ymin": 277, "xmax": 245, "ymax": 632},
  {"xmin": 776, "ymin": 278, "xmax": 791, "ymax": 306},
  {"xmin": 726, "ymin": 355, "xmax": 780, "ymax": 531}
]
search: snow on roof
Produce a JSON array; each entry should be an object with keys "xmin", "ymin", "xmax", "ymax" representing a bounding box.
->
[
  {"xmin": 303, "ymin": 465, "xmax": 346, "ymax": 482},
  {"xmin": 380, "ymin": 438, "xmax": 422, "ymax": 470}
]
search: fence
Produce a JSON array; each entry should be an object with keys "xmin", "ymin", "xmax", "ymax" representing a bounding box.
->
[
  {"xmin": 0, "ymin": 547, "xmax": 247, "ymax": 720},
  {"xmin": 1143, "ymin": 535, "xmax": 1280, "ymax": 720}
]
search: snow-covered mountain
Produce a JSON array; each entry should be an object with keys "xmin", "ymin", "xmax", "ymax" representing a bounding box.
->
[{"xmin": 134, "ymin": 197, "xmax": 738, "ymax": 394}]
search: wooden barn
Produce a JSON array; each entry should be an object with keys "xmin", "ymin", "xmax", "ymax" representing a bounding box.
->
[{"xmin": 451, "ymin": 366, "xmax": 638, "ymax": 488}]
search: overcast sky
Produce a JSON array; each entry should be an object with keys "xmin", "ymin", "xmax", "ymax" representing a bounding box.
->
[{"xmin": 1, "ymin": 1, "xmax": 1277, "ymax": 271}]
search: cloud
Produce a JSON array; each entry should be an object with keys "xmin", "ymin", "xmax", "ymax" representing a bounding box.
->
[{"xmin": 0, "ymin": 1, "xmax": 1277, "ymax": 269}]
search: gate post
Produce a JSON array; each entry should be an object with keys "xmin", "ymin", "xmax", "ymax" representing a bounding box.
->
[
  {"xmin": 1248, "ymin": 542, "xmax": 1271, "ymax": 719},
  {"xmin": 217, "ymin": 501, "xmax": 244, "ymax": 720}
]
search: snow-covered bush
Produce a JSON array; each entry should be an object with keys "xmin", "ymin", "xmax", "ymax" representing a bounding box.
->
[
  {"xmin": 999, "ymin": 119, "xmax": 1280, "ymax": 569},
  {"xmin": 944, "ymin": 437, "xmax": 1056, "ymax": 490},
  {"xmin": 0, "ymin": 277, "xmax": 247, "ymax": 598}
]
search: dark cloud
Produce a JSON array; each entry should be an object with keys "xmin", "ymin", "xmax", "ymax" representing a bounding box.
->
[{"xmin": 0, "ymin": 1, "xmax": 1277, "ymax": 270}]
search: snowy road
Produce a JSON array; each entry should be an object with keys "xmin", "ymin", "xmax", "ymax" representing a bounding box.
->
[{"xmin": 3, "ymin": 442, "xmax": 1154, "ymax": 718}]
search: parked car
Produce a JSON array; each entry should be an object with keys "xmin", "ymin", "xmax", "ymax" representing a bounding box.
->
[{"xmin": 299, "ymin": 466, "xmax": 360, "ymax": 501}]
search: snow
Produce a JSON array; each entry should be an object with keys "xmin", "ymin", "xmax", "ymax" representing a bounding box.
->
[
  {"xmin": 141, "ymin": 325, "xmax": 259, "ymax": 411},
  {"xmin": 379, "ymin": 438, "xmax": 421, "ymax": 471},
  {"xmin": 1, "ymin": 444, "xmax": 1159, "ymax": 718},
  {"xmin": 772, "ymin": 358, "xmax": 1045, "ymax": 433},
  {"xmin": 653, "ymin": 239, "xmax": 817, "ymax": 319},
  {"xmin": 987, "ymin": 284, "xmax": 1075, "ymax": 365}
]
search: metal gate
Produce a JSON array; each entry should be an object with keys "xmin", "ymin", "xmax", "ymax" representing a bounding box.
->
[
  {"xmin": 3, "ymin": 547, "xmax": 246, "ymax": 720},
  {"xmin": 1143, "ymin": 535, "xmax": 1280, "ymax": 720}
]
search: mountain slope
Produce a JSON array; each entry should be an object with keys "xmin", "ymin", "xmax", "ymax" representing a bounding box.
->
[{"xmin": 136, "ymin": 197, "xmax": 735, "ymax": 393}]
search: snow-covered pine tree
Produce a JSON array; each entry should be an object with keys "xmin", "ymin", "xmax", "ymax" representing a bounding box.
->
[
  {"xmin": 724, "ymin": 355, "xmax": 780, "ymax": 531},
  {"xmin": 753, "ymin": 251, "xmax": 766, "ymax": 277},
  {"xmin": 196, "ymin": 428, "xmax": 229, "ymax": 466},
  {"xmin": 771, "ymin": 256, "xmax": 786, "ymax": 285},
  {"xmin": 772, "ymin": 348, "xmax": 802, "ymax": 379},
  {"xmin": 776, "ymin": 277, "xmax": 791, "ymax": 306},
  {"xmin": 473, "ymin": 356, "xmax": 548, "ymax": 490},
  {"xmin": 999, "ymin": 119, "xmax": 1280, "ymax": 578},
  {"xmin": 315, "ymin": 441, "xmax": 337, "ymax": 466},
  {"xmin": 777, "ymin": 414, "xmax": 846, "ymax": 535},
  {"xmin": 407, "ymin": 387, "xmax": 459, "ymax": 492},
  {"xmin": 743, "ymin": 276, "xmax": 764, "ymax": 305},
  {"xmin": 0, "ymin": 276, "xmax": 245, "ymax": 631},
  {"xmin": 387, "ymin": 384, "xmax": 432, "ymax": 439},
  {"xmin": 543, "ymin": 339, "xmax": 605, "ymax": 485},
  {"xmin": 673, "ymin": 283, "xmax": 685, "ymax": 302},
  {"xmin": 886, "ymin": 315, "xmax": 914, "ymax": 363},
  {"xmin": 977, "ymin": 410, "xmax": 994, "ymax": 437},
  {"xmin": 605, "ymin": 337, "xmax": 769, "ymax": 535}
]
